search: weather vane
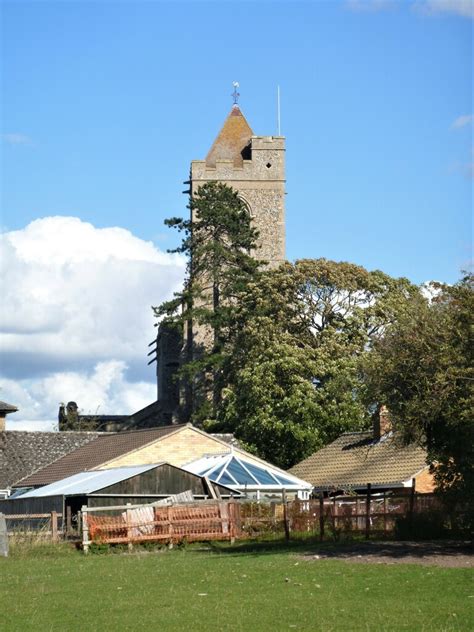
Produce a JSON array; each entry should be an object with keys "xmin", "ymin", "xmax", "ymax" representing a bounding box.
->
[{"xmin": 232, "ymin": 81, "xmax": 240, "ymax": 105}]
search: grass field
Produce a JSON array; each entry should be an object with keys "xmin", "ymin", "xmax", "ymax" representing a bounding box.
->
[{"xmin": 1, "ymin": 540, "xmax": 472, "ymax": 631}]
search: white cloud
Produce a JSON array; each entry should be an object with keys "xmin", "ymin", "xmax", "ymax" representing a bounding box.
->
[
  {"xmin": 0, "ymin": 216, "xmax": 185, "ymax": 429},
  {"xmin": 412, "ymin": 0, "xmax": 474, "ymax": 18},
  {"xmin": 3, "ymin": 361, "xmax": 157, "ymax": 431},
  {"xmin": 2, "ymin": 133, "xmax": 33, "ymax": 145},
  {"xmin": 451, "ymin": 114, "xmax": 473, "ymax": 129}
]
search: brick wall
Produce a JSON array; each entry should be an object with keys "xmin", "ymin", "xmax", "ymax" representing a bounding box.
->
[
  {"xmin": 415, "ymin": 466, "xmax": 436, "ymax": 493},
  {"xmin": 101, "ymin": 427, "xmax": 230, "ymax": 469}
]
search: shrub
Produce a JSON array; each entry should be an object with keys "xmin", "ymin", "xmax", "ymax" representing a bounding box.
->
[{"xmin": 394, "ymin": 511, "xmax": 448, "ymax": 540}]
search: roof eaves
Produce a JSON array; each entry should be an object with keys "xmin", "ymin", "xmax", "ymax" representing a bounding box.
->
[
  {"xmin": 401, "ymin": 464, "xmax": 431, "ymax": 485},
  {"xmin": 313, "ymin": 481, "xmax": 408, "ymax": 492}
]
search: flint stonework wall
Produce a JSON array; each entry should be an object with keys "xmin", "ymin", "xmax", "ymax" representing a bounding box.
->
[
  {"xmin": 242, "ymin": 188, "xmax": 285, "ymax": 266},
  {"xmin": 191, "ymin": 134, "xmax": 286, "ymax": 268}
]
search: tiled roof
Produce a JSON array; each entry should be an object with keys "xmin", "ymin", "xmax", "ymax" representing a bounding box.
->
[
  {"xmin": 205, "ymin": 106, "xmax": 253, "ymax": 168},
  {"xmin": 0, "ymin": 431, "xmax": 101, "ymax": 489},
  {"xmin": 15, "ymin": 425, "xmax": 186, "ymax": 487},
  {"xmin": 289, "ymin": 431, "xmax": 429, "ymax": 490}
]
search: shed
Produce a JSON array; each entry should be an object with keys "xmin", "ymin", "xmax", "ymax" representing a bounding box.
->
[{"xmin": 0, "ymin": 463, "xmax": 238, "ymax": 527}]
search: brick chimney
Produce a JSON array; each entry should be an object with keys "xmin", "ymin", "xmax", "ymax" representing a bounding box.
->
[{"xmin": 373, "ymin": 405, "xmax": 392, "ymax": 440}]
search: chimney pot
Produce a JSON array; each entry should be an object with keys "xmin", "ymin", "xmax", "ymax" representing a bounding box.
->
[{"xmin": 374, "ymin": 405, "xmax": 392, "ymax": 440}]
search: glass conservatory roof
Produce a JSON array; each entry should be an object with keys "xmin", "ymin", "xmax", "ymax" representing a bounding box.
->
[{"xmin": 184, "ymin": 453, "xmax": 311, "ymax": 490}]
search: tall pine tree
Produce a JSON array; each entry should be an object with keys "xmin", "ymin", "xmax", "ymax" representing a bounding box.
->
[{"xmin": 154, "ymin": 182, "xmax": 262, "ymax": 423}]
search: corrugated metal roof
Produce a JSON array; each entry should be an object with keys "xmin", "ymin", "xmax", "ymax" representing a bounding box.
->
[
  {"xmin": 16, "ymin": 425, "xmax": 186, "ymax": 487},
  {"xmin": 19, "ymin": 464, "xmax": 163, "ymax": 498},
  {"xmin": 289, "ymin": 431, "xmax": 429, "ymax": 490}
]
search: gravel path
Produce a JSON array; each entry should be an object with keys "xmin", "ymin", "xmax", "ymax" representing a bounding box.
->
[{"xmin": 302, "ymin": 540, "xmax": 473, "ymax": 567}]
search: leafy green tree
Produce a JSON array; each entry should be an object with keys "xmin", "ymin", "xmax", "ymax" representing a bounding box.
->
[
  {"xmin": 364, "ymin": 273, "xmax": 474, "ymax": 517},
  {"xmin": 153, "ymin": 182, "xmax": 262, "ymax": 421},
  {"xmin": 211, "ymin": 259, "xmax": 419, "ymax": 468}
]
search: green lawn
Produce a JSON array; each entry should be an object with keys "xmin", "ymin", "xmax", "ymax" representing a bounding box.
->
[{"xmin": 1, "ymin": 541, "xmax": 472, "ymax": 631}]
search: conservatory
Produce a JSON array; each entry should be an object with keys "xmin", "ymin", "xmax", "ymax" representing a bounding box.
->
[{"xmin": 183, "ymin": 452, "xmax": 312, "ymax": 500}]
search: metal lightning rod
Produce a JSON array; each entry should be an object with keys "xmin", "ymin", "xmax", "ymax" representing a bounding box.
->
[{"xmin": 277, "ymin": 85, "xmax": 281, "ymax": 135}]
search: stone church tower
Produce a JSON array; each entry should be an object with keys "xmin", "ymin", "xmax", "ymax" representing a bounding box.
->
[
  {"xmin": 156, "ymin": 99, "xmax": 286, "ymax": 422},
  {"xmin": 56, "ymin": 96, "xmax": 287, "ymax": 432},
  {"xmin": 190, "ymin": 103, "xmax": 286, "ymax": 266}
]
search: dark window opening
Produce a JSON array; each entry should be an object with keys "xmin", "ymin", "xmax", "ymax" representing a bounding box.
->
[
  {"xmin": 241, "ymin": 144, "xmax": 252, "ymax": 161},
  {"xmin": 266, "ymin": 162, "xmax": 272, "ymax": 169}
]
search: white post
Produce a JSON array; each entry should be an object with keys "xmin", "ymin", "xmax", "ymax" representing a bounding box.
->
[
  {"xmin": 0, "ymin": 513, "xmax": 8, "ymax": 558},
  {"xmin": 277, "ymin": 85, "xmax": 281, "ymax": 135},
  {"xmin": 126, "ymin": 503, "xmax": 133, "ymax": 551},
  {"xmin": 81, "ymin": 506, "xmax": 89, "ymax": 554}
]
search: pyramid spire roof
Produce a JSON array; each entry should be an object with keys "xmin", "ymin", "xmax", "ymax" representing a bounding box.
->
[{"xmin": 205, "ymin": 105, "xmax": 253, "ymax": 168}]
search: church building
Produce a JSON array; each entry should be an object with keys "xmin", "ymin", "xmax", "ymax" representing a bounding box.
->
[
  {"xmin": 58, "ymin": 91, "xmax": 287, "ymax": 431},
  {"xmin": 156, "ymin": 94, "xmax": 287, "ymax": 424}
]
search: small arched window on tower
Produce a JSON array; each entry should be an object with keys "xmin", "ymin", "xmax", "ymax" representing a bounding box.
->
[
  {"xmin": 237, "ymin": 195, "xmax": 255, "ymax": 255},
  {"xmin": 237, "ymin": 195, "xmax": 252, "ymax": 219}
]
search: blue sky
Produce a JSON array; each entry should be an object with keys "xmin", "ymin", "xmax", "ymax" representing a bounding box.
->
[
  {"xmin": 1, "ymin": 0, "xmax": 472, "ymax": 428},
  {"xmin": 3, "ymin": 0, "xmax": 472, "ymax": 282}
]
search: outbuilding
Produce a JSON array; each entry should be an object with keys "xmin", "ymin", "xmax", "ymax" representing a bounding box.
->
[{"xmin": 0, "ymin": 462, "xmax": 238, "ymax": 529}]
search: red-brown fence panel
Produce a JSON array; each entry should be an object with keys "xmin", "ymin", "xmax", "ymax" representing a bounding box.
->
[{"xmin": 82, "ymin": 500, "xmax": 240, "ymax": 552}]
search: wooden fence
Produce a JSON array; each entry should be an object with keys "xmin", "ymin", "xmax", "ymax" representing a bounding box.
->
[
  {"xmin": 223, "ymin": 492, "xmax": 445, "ymax": 541},
  {"xmin": 82, "ymin": 492, "xmax": 444, "ymax": 551},
  {"xmin": 82, "ymin": 500, "xmax": 239, "ymax": 552},
  {"xmin": 2, "ymin": 491, "xmax": 450, "ymax": 551},
  {"xmin": 286, "ymin": 492, "xmax": 445, "ymax": 540},
  {"xmin": 2, "ymin": 511, "xmax": 61, "ymax": 542}
]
